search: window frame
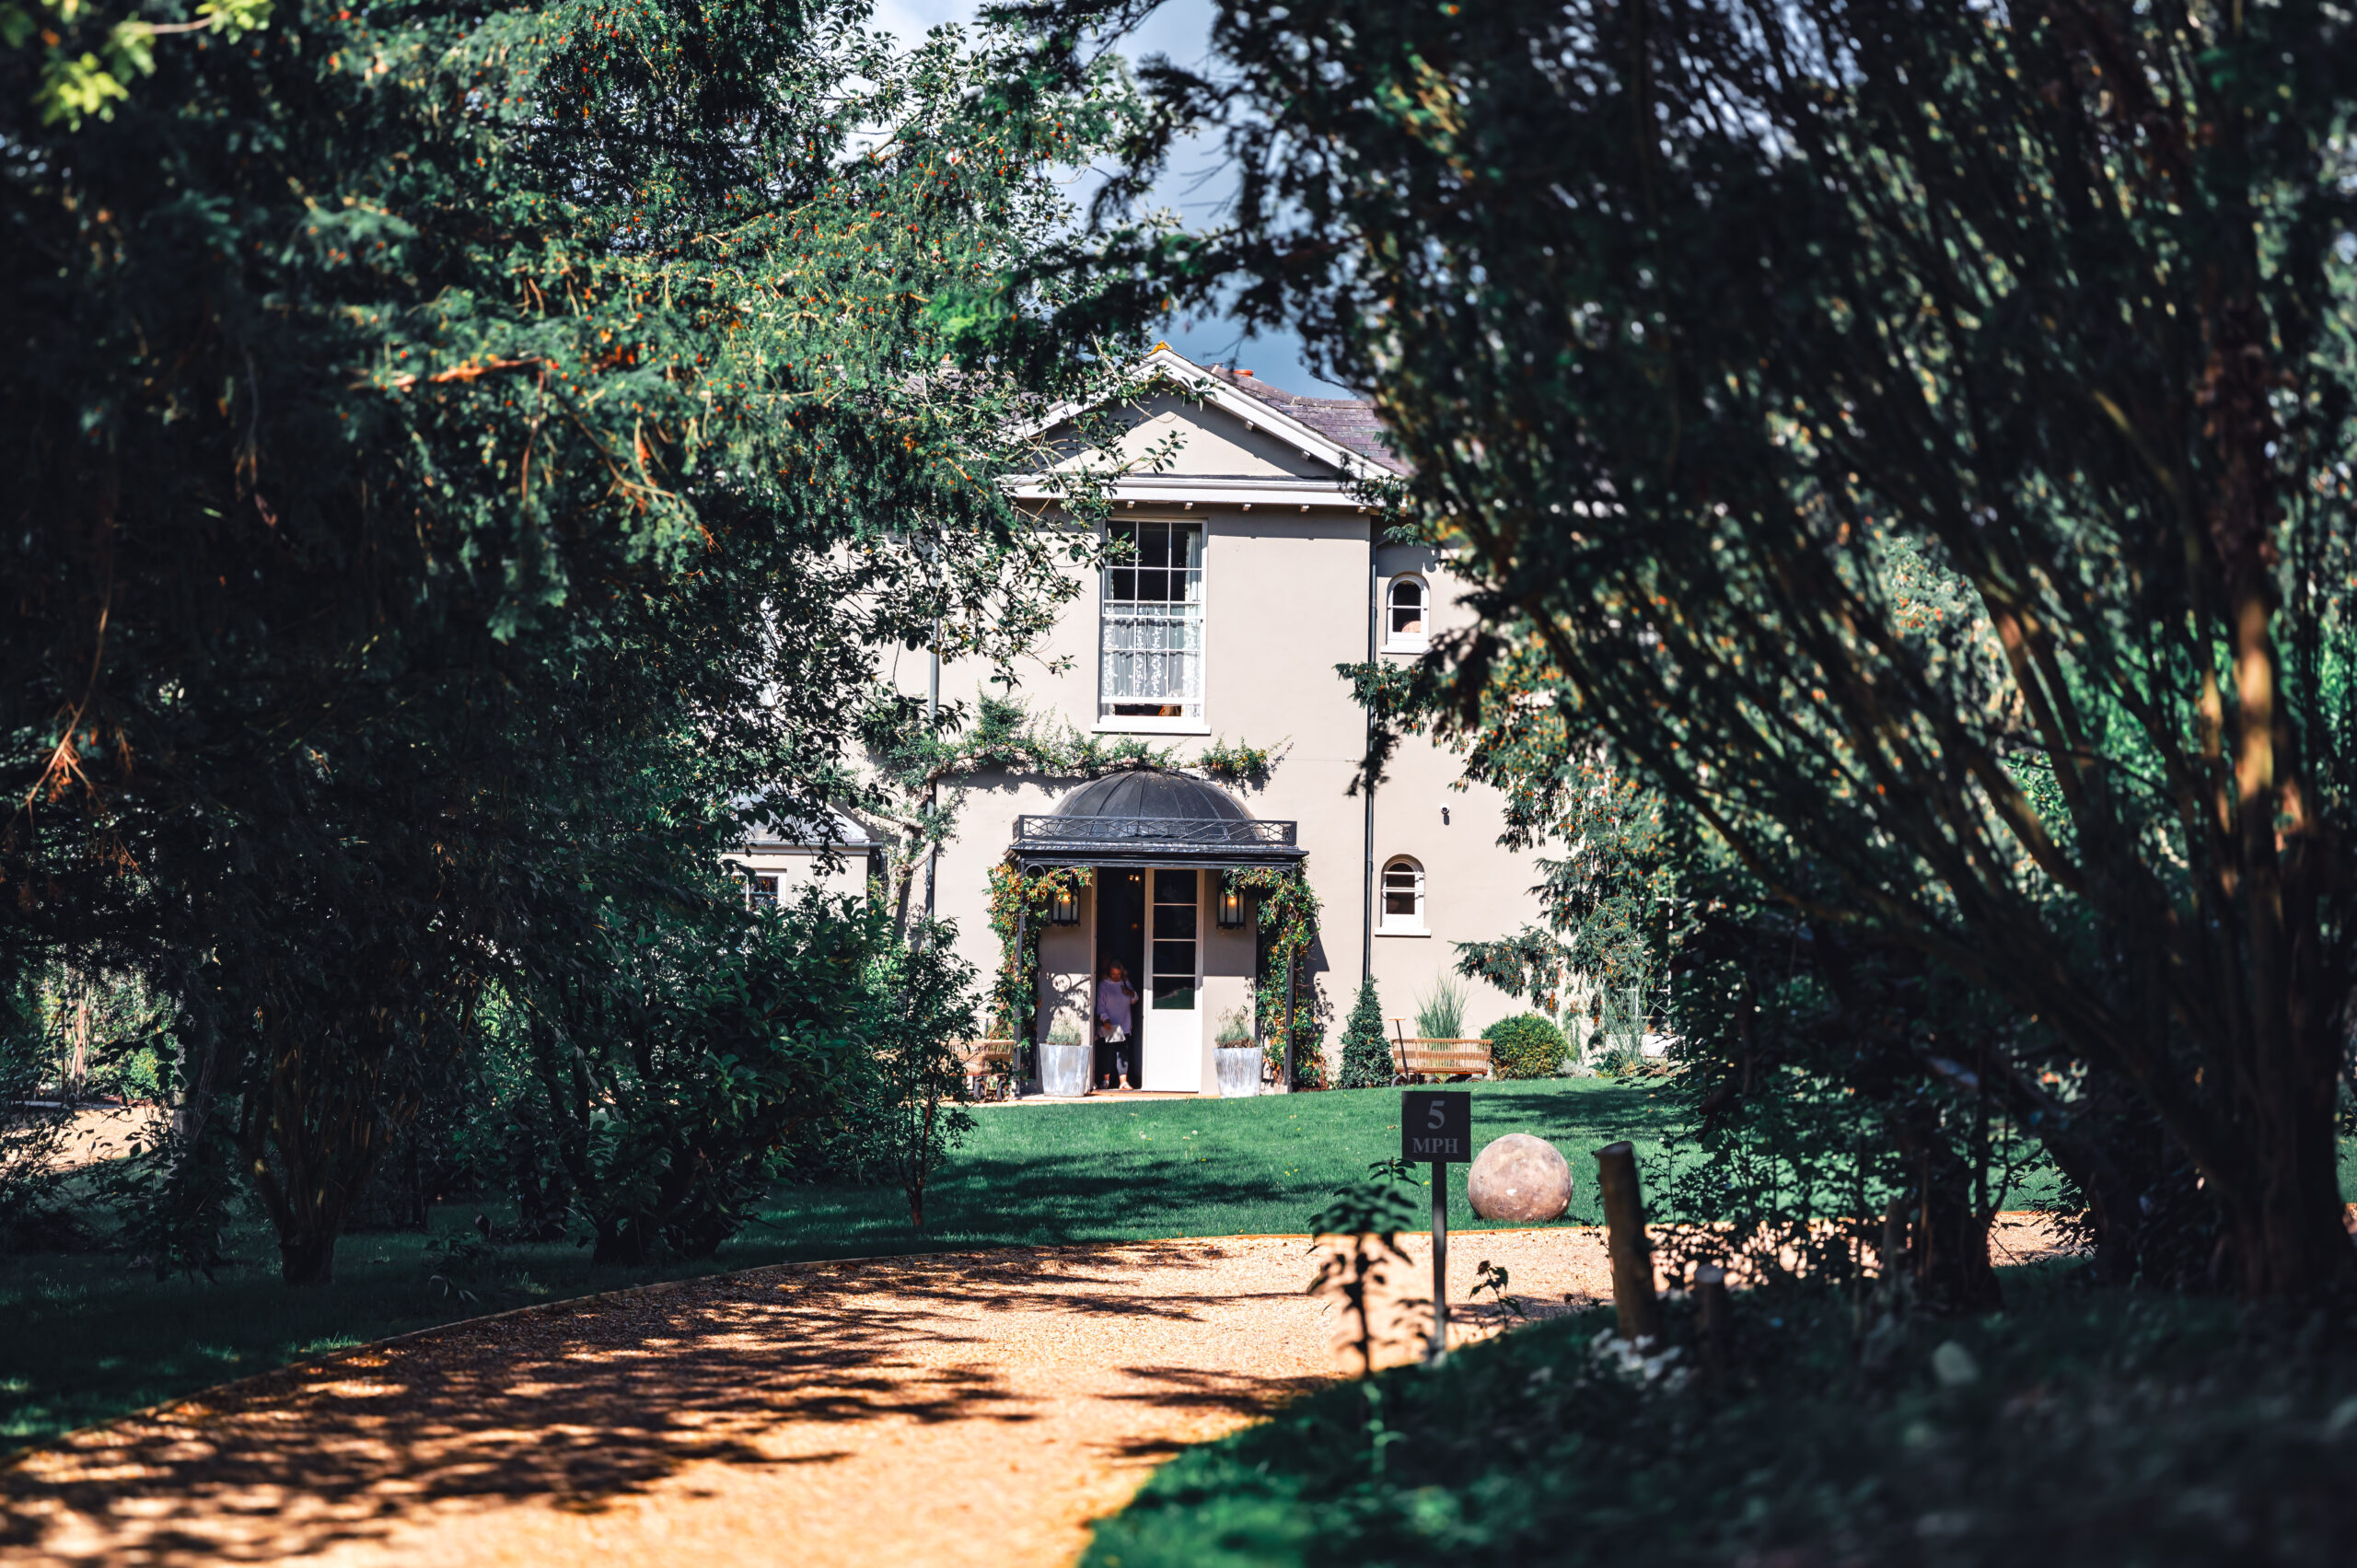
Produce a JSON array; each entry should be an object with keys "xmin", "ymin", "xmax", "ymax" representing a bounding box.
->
[
  {"xmin": 1377, "ymin": 854, "xmax": 1427, "ymax": 935},
  {"xmin": 1097, "ymin": 517, "xmax": 1210, "ymax": 733},
  {"xmin": 1383, "ymin": 573, "xmax": 1431, "ymax": 653}
]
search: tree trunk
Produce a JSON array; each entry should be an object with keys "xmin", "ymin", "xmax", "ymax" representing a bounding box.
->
[
  {"xmin": 241, "ymin": 1016, "xmax": 402, "ymax": 1287},
  {"xmin": 276, "ymin": 1226, "xmax": 340, "ymax": 1286},
  {"xmin": 1887, "ymin": 1119, "xmax": 2003, "ymax": 1316},
  {"xmin": 593, "ymin": 1217, "xmax": 651, "ymax": 1265}
]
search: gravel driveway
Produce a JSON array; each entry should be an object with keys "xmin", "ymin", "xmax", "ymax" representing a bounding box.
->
[{"xmin": 0, "ymin": 1219, "xmax": 2062, "ymax": 1567}]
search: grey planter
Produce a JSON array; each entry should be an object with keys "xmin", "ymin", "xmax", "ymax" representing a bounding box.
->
[
  {"xmin": 1039, "ymin": 1040, "xmax": 1091, "ymax": 1098},
  {"xmin": 1215, "ymin": 1044, "xmax": 1260, "ymax": 1098}
]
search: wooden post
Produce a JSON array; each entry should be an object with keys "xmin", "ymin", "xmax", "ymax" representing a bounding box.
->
[
  {"xmin": 1694, "ymin": 1261, "xmax": 1730, "ymax": 1380},
  {"xmin": 1596, "ymin": 1141, "xmax": 1663, "ymax": 1342},
  {"xmin": 1429, "ymin": 1159, "xmax": 1449, "ymax": 1362}
]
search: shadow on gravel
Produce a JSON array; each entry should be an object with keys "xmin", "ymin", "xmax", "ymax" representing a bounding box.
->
[{"xmin": 0, "ymin": 1243, "xmax": 1294, "ymax": 1567}]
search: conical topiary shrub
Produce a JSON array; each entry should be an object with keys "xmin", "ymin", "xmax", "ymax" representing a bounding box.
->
[{"xmin": 1337, "ymin": 978, "xmax": 1393, "ymax": 1089}]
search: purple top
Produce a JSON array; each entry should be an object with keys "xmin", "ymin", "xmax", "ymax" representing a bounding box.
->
[{"xmin": 1096, "ymin": 978, "xmax": 1135, "ymax": 1033}]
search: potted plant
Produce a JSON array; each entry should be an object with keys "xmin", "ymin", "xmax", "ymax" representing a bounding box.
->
[
  {"xmin": 1213, "ymin": 1006, "xmax": 1259, "ymax": 1098},
  {"xmin": 1039, "ymin": 1017, "xmax": 1090, "ymax": 1098}
]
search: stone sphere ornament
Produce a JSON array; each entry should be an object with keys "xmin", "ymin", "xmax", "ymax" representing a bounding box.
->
[{"xmin": 1466, "ymin": 1133, "xmax": 1574, "ymax": 1222}]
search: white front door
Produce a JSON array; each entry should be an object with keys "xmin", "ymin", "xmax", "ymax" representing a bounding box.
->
[{"xmin": 1143, "ymin": 868, "xmax": 1201, "ymax": 1090}]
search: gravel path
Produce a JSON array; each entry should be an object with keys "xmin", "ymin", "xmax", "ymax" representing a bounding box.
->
[{"xmin": 0, "ymin": 1218, "xmax": 2064, "ymax": 1567}]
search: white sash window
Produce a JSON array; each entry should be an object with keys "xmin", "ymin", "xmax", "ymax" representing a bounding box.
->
[{"xmin": 1100, "ymin": 520, "xmax": 1204, "ymax": 722}]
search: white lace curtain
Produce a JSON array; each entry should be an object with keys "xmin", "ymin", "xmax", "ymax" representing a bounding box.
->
[{"xmin": 1100, "ymin": 523, "xmax": 1203, "ymax": 718}]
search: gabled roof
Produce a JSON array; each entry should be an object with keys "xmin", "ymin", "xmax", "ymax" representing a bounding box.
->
[
  {"xmin": 741, "ymin": 807, "xmax": 876, "ymax": 850},
  {"xmin": 1197, "ymin": 364, "xmax": 1404, "ymax": 473},
  {"xmin": 1007, "ymin": 344, "xmax": 1405, "ymax": 507}
]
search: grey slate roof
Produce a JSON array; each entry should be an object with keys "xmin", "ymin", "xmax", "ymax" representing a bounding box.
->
[{"xmin": 1202, "ymin": 366, "xmax": 1409, "ymax": 475}]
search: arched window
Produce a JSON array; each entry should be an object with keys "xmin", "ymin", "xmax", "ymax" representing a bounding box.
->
[
  {"xmin": 1380, "ymin": 855, "xmax": 1426, "ymax": 932},
  {"xmin": 1386, "ymin": 575, "xmax": 1428, "ymax": 649}
]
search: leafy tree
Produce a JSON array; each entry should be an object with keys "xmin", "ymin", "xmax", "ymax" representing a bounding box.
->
[
  {"xmin": 1337, "ymin": 978, "xmax": 1391, "ymax": 1089},
  {"xmin": 1028, "ymin": 0, "xmax": 2357, "ymax": 1300},
  {"xmin": 3, "ymin": 0, "xmax": 1135, "ymax": 1281},
  {"xmin": 862, "ymin": 919, "xmax": 980, "ymax": 1231}
]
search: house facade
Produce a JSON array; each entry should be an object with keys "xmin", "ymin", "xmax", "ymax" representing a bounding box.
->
[{"xmin": 781, "ymin": 347, "xmax": 1546, "ymax": 1090}]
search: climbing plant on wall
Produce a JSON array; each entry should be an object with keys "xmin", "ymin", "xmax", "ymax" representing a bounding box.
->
[
  {"xmin": 857, "ymin": 695, "xmax": 1283, "ymax": 935},
  {"xmin": 1227, "ymin": 865, "xmax": 1324, "ymax": 1089},
  {"xmin": 984, "ymin": 862, "xmax": 1089, "ymax": 1046}
]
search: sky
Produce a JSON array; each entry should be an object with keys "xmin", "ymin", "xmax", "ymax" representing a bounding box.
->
[{"xmin": 867, "ymin": 0, "xmax": 1355, "ymax": 398}]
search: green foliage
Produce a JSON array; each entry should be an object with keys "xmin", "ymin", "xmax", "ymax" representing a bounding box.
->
[
  {"xmin": 501, "ymin": 889, "xmax": 975, "ymax": 1264},
  {"xmin": 5, "ymin": 0, "xmax": 273, "ymax": 131},
  {"xmin": 1452, "ymin": 927, "xmax": 1580, "ymax": 1017},
  {"xmin": 859, "ymin": 922, "xmax": 981, "ymax": 1231},
  {"xmin": 983, "ymin": 862, "xmax": 1087, "ymax": 1047},
  {"xmin": 1197, "ymin": 737, "xmax": 1281, "ymax": 786},
  {"xmin": 1411, "ymin": 977, "xmax": 1466, "ymax": 1042},
  {"xmin": 1039, "ymin": 0, "xmax": 2357, "ymax": 1298},
  {"xmin": 857, "ymin": 699, "xmax": 1279, "ymax": 930},
  {"xmin": 1306, "ymin": 1158, "xmax": 1423, "ymax": 1377},
  {"xmin": 1082, "ymin": 1277, "xmax": 2357, "ymax": 1568},
  {"xmin": 1227, "ymin": 865, "xmax": 1326, "ymax": 1088},
  {"xmin": 1336, "ymin": 979, "xmax": 1391, "ymax": 1089},
  {"xmin": 1659, "ymin": 916, "xmax": 2059, "ymax": 1313},
  {"xmin": 1, "ymin": 0, "xmax": 1136, "ymax": 1283},
  {"xmin": 1484, "ymin": 1014, "xmax": 1568, "ymax": 1082},
  {"xmin": 0, "ymin": 1036, "xmax": 66, "ymax": 1253}
]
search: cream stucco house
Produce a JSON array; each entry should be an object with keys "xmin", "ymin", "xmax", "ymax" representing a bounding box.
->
[{"xmin": 771, "ymin": 346, "xmax": 1544, "ymax": 1091}]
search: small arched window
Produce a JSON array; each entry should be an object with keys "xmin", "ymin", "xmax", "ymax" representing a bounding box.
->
[
  {"xmin": 1386, "ymin": 575, "xmax": 1428, "ymax": 649},
  {"xmin": 1380, "ymin": 855, "xmax": 1426, "ymax": 932}
]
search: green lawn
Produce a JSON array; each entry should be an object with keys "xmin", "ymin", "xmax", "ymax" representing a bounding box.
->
[{"xmin": 0, "ymin": 1080, "xmax": 1670, "ymax": 1455}]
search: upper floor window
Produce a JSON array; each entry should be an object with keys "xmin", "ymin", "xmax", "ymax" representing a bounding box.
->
[
  {"xmin": 748, "ymin": 873, "xmax": 780, "ymax": 909},
  {"xmin": 1380, "ymin": 855, "xmax": 1426, "ymax": 932},
  {"xmin": 1386, "ymin": 575, "xmax": 1428, "ymax": 650},
  {"xmin": 1101, "ymin": 520, "xmax": 1204, "ymax": 723}
]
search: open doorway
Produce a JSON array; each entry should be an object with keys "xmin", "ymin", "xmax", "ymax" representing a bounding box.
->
[{"xmin": 1093, "ymin": 868, "xmax": 1144, "ymax": 1090}]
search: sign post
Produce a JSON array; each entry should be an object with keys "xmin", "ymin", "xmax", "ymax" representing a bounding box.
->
[{"xmin": 1401, "ymin": 1089, "xmax": 1471, "ymax": 1362}]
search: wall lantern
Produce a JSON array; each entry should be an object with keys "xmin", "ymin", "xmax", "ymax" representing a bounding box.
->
[
  {"xmin": 1216, "ymin": 877, "xmax": 1248, "ymax": 929},
  {"xmin": 1050, "ymin": 880, "xmax": 1081, "ymax": 925}
]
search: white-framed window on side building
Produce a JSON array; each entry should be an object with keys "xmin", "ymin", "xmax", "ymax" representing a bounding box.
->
[
  {"xmin": 1101, "ymin": 519, "xmax": 1205, "ymax": 724},
  {"xmin": 1385, "ymin": 574, "xmax": 1428, "ymax": 651},
  {"xmin": 1379, "ymin": 855, "xmax": 1426, "ymax": 933},
  {"xmin": 748, "ymin": 873, "xmax": 780, "ymax": 908}
]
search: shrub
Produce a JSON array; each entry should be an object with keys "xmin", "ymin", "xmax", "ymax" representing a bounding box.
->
[
  {"xmin": 1336, "ymin": 980, "xmax": 1393, "ymax": 1089},
  {"xmin": 1486, "ymin": 1014, "xmax": 1569, "ymax": 1080},
  {"xmin": 506, "ymin": 888, "xmax": 950, "ymax": 1263}
]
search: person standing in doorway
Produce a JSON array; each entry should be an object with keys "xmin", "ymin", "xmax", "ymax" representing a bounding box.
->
[{"xmin": 1095, "ymin": 960, "xmax": 1137, "ymax": 1092}]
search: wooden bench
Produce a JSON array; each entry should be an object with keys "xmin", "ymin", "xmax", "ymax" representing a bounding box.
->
[
  {"xmin": 1390, "ymin": 1037, "xmax": 1493, "ymax": 1083},
  {"xmin": 956, "ymin": 1039, "xmax": 1018, "ymax": 1100}
]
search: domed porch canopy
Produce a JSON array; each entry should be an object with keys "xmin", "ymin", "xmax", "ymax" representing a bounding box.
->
[{"xmin": 1012, "ymin": 770, "xmax": 1305, "ymax": 870}]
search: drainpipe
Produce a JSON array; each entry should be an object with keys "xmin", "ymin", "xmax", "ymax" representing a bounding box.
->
[{"xmin": 1362, "ymin": 542, "xmax": 1376, "ymax": 987}]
